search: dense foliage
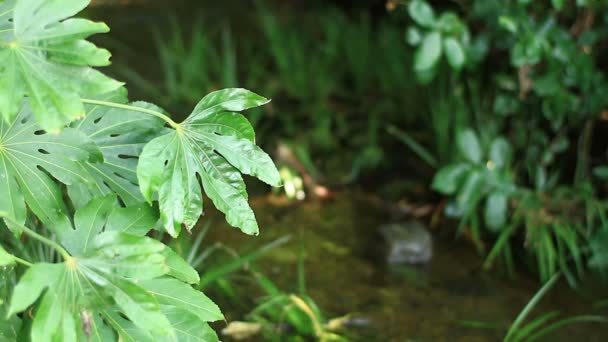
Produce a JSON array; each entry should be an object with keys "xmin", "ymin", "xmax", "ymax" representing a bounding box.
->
[
  {"xmin": 0, "ymin": 0, "xmax": 280, "ymax": 340},
  {"xmin": 402, "ymin": 0, "xmax": 608, "ymax": 283}
]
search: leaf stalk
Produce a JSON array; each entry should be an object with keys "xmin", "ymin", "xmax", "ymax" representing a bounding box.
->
[
  {"xmin": 1, "ymin": 216, "xmax": 71, "ymax": 261},
  {"xmin": 80, "ymin": 98, "xmax": 180, "ymax": 129}
]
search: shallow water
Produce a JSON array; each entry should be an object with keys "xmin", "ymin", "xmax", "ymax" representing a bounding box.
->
[{"xmin": 203, "ymin": 191, "xmax": 608, "ymax": 341}]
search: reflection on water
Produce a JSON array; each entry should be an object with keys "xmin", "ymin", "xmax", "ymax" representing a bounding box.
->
[{"xmin": 204, "ymin": 191, "xmax": 608, "ymax": 341}]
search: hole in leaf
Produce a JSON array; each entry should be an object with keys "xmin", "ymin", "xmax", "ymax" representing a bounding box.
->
[
  {"xmin": 93, "ymin": 116, "xmax": 103, "ymax": 124},
  {"xmin": 20, "ymin": 117, "xmax": 29, "ymax": 124},
  {"xmin": 164, "ymin": 159, "xmax": 169, "ymax": 166},
  {"xmin": 110, "ymin": 133, "xmax": 121, "ymax": 138},
  {"xmin": 34, "ymin": 130, "xmax": 46, "ymax": 135},
  {"xmin": 117, "ymin": 154, "xmax": 137, "ymax": 160},
  {"xmin": 102, "ymin": 180, "xmax": 112, "ymax": 190},
  {"xmin": 38, "ymin": 149, "xmax": 50, "ymax": 155}
]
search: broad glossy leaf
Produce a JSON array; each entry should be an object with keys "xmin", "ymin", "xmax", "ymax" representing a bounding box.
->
[
  {"xmin": 69, "ymin": 91, "xmax": 165, "ymax": 208},
  {"xmin": 414, "ymin": 32, "xmax": 442, "ymax": 71},
  {"xmin": 7, "ymin": 263, "xmax": 63, "ymax": 316},
  {"xmin": 408, "ymin": 0, "xmax": 435, "ymax": 28},
  {"xmin": 105, "ymin": 202, "xmax": 158, "ymax": 236},
  {"xmin": 103, "ymin": 309, "xmax": 155, "ymax": 342},
  {"xmin": 138, "ymin": 88, "xmax": 281, "ymax": 236},
  {"xmin": 141, "ymin": 277, "xmax": 223, "ymax": 322},
  {"xmin": 61, "ymin": 195, "xmax": 116, "ymax": 255},
  {"xmin": 160, "ymin": 306, "xmax": 219, "ymax": 342},
  {"xmin": 9, "ymin": 238, "xmax": 176, "ymax": 340},
  {"xmin": 163, "ymin": 247, "xmax": 200, "ymax": 284},
  {"xmin": 0, "ymin": 102, "xmax": 100, "ymax": 229},
  {"xmin": 0, "ymin": 0, "xmax": 123, "ymax": 131}
]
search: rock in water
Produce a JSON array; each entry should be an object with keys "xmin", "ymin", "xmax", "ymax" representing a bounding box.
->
[{"xmin": 379, "ymin": 221, "xmax": 433, "ymax": 265}]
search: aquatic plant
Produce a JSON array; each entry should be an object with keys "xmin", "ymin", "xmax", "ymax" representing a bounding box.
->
[
  {"xmin": 0, "ymin": 0, "xmax": 281, "ymax": 340},
  {"xmin": 504, "ymin": 274, "xmax": 606, "ymax": 341}
]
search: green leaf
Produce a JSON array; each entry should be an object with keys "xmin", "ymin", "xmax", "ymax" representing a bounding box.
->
[
  {"xmin": 0, "ymin": 245, "xmax": 14, "ymax": 266},
  {"xmin": 443, "ymin": 37, "xmax": 465, "ymax": 70},
  {"xmin": 103, "ymin": 309, "xmax": 155, "ymax": 342},
  {"xmin": 0, "ymin": 102, "xmax": 100, "ymax": 229},
  {"xmin": 457, "ymin": 129, "xmax": 482, "ymax": 164},
  {"xmin": 141, "ymin": 277, "xmax": 223, "ymax": 322},
  {"xmin": 408, "ymin": 0, "xmax": 436, "ymax": 28},
  {"xmin": 160, "ymin": 306, "xmax": 219, "ymax": 342},
  {"xmin": 68, "ymin": 91, "xmax": 165, "ymax": 208},
  {"xmin": 61, "ymin": 195, "xmax": 116, "ymax": 255},
  {"xmin": 489, "ymin": 137, "xmax": 511, "ymax": 169},
  {"xmin": 432, "ymin": 163, "xmax": 470, "ymax": 194},
  {"xmin": 406, "ymin": 27, "xmax": 422, "ymax": 46},
  {"xmin": 414, "ymin": 32, "xmax": 442, "ymax": 72},
  {"xmin": 457, "ymin": 170, "xmax": 484, "ymax": 212},
  {"xmin": 138, "ymin": 88, "xmax": 280, "ymax": 236},
  {"xmin": 0, "ymin": 305, "xmax": 21, "ymax": 341},
  {"xmin": 163, "ymin": 247, "xmax": 200, "ymax": 284},
  {"xmin": 498, "ymin": 16, "xmax": 518, "ymax": 34},
  {"xmin": 7, "ymin": 263, "xmax": 63, "ymax": 317},
  {"xmin": 105, "ymin": 202, "xmax": 158, "ymax": 236},
  {"xmin": 0, "ymin": 0, "xmax": 123, "ymax": 131},
  {"xmin": 552, "ymin": 0, "xmax": 565, "ymax": 10},
  {"xmin": 8, "ymin": 231, "xmax": 182, "ymax": 341},
  {"xmin": 485, "ymin": 192, "xmax": 508, "ymax": 232}
]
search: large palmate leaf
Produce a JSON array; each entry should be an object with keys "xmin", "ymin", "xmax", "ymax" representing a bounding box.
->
[
  {"xmin": 0, "ymin": 101, "xmax": 100, "ymax": 229},
  {"xmin": 68, "ymin": 89, "xmax": 165, "ymax": 208},
  {"xmin": 4, "ymin": 196, "xmax": 222, "ymax": 341},
  {"xmin": 138, "ymin": 88, "xmax": 281, "ymax": 237},
  {"xmin": 0, "ymin": 0, "xmax": 122, "ymax": 131}
]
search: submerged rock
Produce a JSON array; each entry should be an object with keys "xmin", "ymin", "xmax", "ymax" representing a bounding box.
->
[{"xmin": 379, "ymin": 221, "xmax": 433, "ymax": 265}]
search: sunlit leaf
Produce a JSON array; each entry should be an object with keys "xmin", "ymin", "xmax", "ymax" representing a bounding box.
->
[
  {"xmin": 138, "ymin": 88, "xmax": 281, "ymax": 236},
  {"xmin": 141, "ymin": 277, "xmax": 223, "ymax": 322},
  {"xmin": 0, "ymin": 0, "xmax": 123, "ymax": 131},
  {"xmin": 160, "ymin": 306, "xmax": 219, "ymax": 342}
]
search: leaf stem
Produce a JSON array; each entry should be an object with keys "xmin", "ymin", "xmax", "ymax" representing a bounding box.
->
[
  {"xmin": 1, "ymin": 216, "xmax": 71, "ymax": 261},
  {"xmin": 80, "ymin": 98, "xmax": 179, "ymax": 129},
  {"xmin": 13, "ymin": 256, "xmax": 33, "ymax": 267}
]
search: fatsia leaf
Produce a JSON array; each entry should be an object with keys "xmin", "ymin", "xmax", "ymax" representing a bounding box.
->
[
  {"xmin": 138, "ymin": 88, "xmax": 281, "ymax": 236},
  {"xmin": 105, "ymin": 202, "xmax": 159, "ymax": 236},
  {"xmin": 61, "ymin": 195, "xmax": 116, "ymax": 255},
  {"xmin": 0, "ymin": 0, "xmax": 123, "ymax": 131},
  {"xmin": 162, "ymin": 247, "xmax": 200, "ymax": 284},
  {"xmin": 68, "ymin": 90, "xmax": 165, "ymax": 208},
  {"xmin": 0, "ymin": 101, "xmax": 100, "ymax": 230},
  {"xmin": 141, "ymin": 277, "xmax": 223, "ymax": 322},
  {"xmin": 160, "ymin": 306, "xmax": 219, "ymax": 342},
  {"xmin": 9, "ymin": 236, "xmax": 176, "ymax": 340}
]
